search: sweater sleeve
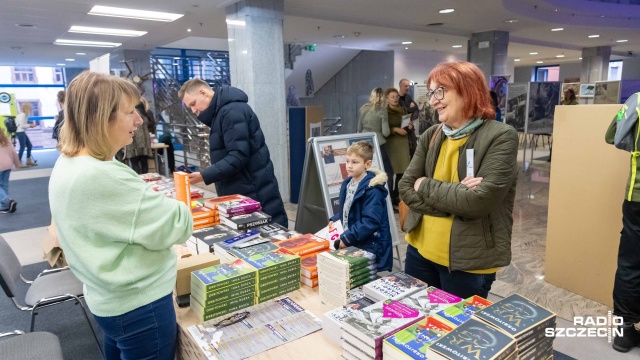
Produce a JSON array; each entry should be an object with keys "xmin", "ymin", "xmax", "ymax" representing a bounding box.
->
[{"xmin": 381, "ymin": 109, "xmax": 390, "ymax": 138}]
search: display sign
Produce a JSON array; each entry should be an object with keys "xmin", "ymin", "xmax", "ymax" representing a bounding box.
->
[
  {"xmin": 505, "ymin": 83, "xmax": 529, "ymax": 132},
  {"xmin": 594, "ymin": 80, "xmax": 621, "ymax": 104}
]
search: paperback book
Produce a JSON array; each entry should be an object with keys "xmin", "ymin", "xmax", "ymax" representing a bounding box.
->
[
  {"xmin": 274, "ymin": 234, "xmax": 330, "ymax": 256},
  {"xmin": 300, "ymin": 249, "xmax": 331, "ymax": 278},
  {"xmin": 269, "ymin": 230, "xmax": 304, "ymax": 242},
  {"xmin": 190, "ymin": 293, "xmax": 255, "ymax": 322},
  {"xmin": 219, "ymin": 211, "xmax": 272, "ymax": 230},
  {"xmin": 191, "ymin": 259, "xmax": 257, "ymax": 293},
  {"xmin": 322, "ymin": 296, "xmax": 377, "ymax": 345},
  {"xmin": 362, "ymin": 272, "xmax": 428, "ymax": 302},
  {"xmin": 217, "ymin": 198, "xmax": 262, "ymax": 216},
  {"xmin": 254, "ymin": 223, "xmax": 290, "ymax": 237},
  {"xmin": 211, "ymin": 229, "xmax": 261, "ymax": 257},
  {"xmin": 398, "ymin": 286, "xmax": 463, "ymax": 317},
  {"xmin": 427, "ymin": 319, "xmax": 517, "ymax": 360},
  {"xmin": 226, "ymin": 241, "xmax": 280, "ymax": 259},
  {"xmin": 300, "ymin": 275, "xmax": 319, "ymax": 288},
  {"xmin": 203, "ymin": 194, "xmax": 250, "ymax": 210},
  {"xmin": 383, "ymin": 316, "xmax": 454, "ymax": 360},
  {"xmin": 435, "ymin": 295, "xmax": 493, "ymax": 327}
]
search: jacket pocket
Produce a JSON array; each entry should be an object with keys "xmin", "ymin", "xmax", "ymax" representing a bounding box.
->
[
  {"xmin": 452, "ymin": 217, "xmax": 492, "ymax": 249},
  {"xmin": 482, "ymin": 216, "xmax": 494, "ymax": 249}
]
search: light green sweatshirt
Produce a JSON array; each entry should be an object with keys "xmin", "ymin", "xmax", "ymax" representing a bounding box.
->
[{"xmin": 49, "ymin": 156, "xmax": 193, "ymax": 317}]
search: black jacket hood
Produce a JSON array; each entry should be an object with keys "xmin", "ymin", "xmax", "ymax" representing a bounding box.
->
[{"xmin": 197, "ymin": 85, "xmax": 249, "ymax": 127}]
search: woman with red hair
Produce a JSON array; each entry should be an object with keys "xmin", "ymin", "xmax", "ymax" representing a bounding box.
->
[{"xmin": 399, "ymin": 61, "xmax": 518, "ymax": 299}]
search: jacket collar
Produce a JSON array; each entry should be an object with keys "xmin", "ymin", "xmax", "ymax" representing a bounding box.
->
[
  {"xmin": 346, "ymin": 168, "xmax": 388, "ymax": 199},
  {"xmin": 197, "ymin": 88, "xmax": 220, "ymax": 127}
]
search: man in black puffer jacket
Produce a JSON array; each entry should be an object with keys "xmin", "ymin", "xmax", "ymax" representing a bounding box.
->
[{"xmin": 179, "ymin": 79, "xmax": 288, "ymax": 227}]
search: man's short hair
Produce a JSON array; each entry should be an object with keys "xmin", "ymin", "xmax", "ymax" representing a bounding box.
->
[
  {"xmin": 399, "ymin": 78, "xmax": 410, "ymax": 86},
  {"xmin": 347, "ymin": 141, "xmax": 374, "ymax": 162},
  {"xmin": 178, "ymin": 78, "xmax": 211, "ymax": 99}
]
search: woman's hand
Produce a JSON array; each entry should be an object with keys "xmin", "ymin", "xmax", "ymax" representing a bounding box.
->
[
  {"xmin": 461, "ymin": 176, "xmax": 483, "ymax": 190},
  {"xmin": 414, "ymin": 177, "xmax": 426, "ymax": 191},
  {"xmin": 394, "ymin": 127, "xmax": 407, "ymax": 136}
]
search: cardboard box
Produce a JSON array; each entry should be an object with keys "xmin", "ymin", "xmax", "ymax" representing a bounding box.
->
[
  {"xmin": 42, "ymin": 222, "xmax": 67, "ymax": 267},
  {"xmin": 176, "ymin": 251, "xmax": 220, "ymax": 296}
]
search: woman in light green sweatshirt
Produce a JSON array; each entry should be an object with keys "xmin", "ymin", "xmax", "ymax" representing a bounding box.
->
[{"xmin": 49, "ymin": 71, "xmax": 193, "ymax": 360}]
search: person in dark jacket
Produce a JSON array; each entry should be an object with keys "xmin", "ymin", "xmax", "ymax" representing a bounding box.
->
[
  {"xmin": 178, "ymin": 79, "xmax": 287, "ymax": 227},
  {"xmin": 52, "ymin": 90, "xmax": 65, "ymax": 142},
  {"xmin": 328, "ymin": 141, "xmax": 392, "ymax": 272}
]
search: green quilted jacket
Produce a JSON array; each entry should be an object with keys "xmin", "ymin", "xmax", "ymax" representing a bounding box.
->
[{"xmin": 398, "ymin": 120, "xmax": 519, "ymax": 271}]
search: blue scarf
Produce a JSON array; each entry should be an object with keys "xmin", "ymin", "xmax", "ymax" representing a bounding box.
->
[{"xmin": 442, "ymin": 119, "xmax": 484, "ymax": 140}]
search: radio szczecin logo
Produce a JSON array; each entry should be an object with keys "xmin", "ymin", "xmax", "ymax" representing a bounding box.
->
[{"xmin": 545, "ymin": 312, "xmax": 623, "ymax": 343}]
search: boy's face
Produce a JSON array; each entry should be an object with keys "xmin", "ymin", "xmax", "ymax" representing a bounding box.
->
[{"xmin": 345, "ymin": 153, "xmax": 371, "ymax": 179}]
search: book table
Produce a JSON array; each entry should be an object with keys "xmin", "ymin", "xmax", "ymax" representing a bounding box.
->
[{"xmin": 175, "ymin": 286, "xmax": 340, "ymax": 360}]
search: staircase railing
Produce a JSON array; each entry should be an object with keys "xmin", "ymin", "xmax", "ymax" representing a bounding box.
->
[{"xmin": 150, "ymin": 55, "xmax": 211, "ymax": 172}]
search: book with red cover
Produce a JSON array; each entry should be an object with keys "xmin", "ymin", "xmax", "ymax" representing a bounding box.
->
[
  {"xmin": 203, "ymin": 194, "xmax": 249, "ymax": 210},
  {"xmin": 300, "ymin": 249, "xmax": 330, "ymax": 278},
  {"xmin": 274, "ymin": 234, "xmax": 330, "ymax": 256}
]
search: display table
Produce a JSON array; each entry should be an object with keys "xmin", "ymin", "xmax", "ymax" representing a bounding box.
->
[{"xmin": 175, "ymin": 287, "xmax": 340, "ymax": 360}]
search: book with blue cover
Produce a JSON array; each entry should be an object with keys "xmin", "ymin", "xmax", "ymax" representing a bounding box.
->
[{"xmin": 191, "ymin": 259, "xmax": 257, "ymax": 292}]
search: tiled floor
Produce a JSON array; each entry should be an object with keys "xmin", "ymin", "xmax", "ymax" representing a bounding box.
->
[{"xmin": 3, "ymin": 148, "xmax": 640, "ymax": 359}]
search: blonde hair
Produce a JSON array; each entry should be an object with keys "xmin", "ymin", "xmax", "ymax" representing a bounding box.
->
[
  {"xmin": 140, "ymin": 97, "xmax": 150, "ymax": 111},
  {"xmin": 347, "ymin": 141, "xmax": 374, "ymax": 162},
  {"xmin": 360, "ymin": 87, "xmax": 385, "ymax": 112},
  {"xmin": 21, "ymin": 103, "xmax": 32, "ymax": 115},
  {"xmin": 178, "ymin": 78, "xmax": 210, "ymax": 99},
  {"xmin": 59, "ymin": 71, "xmax": 140, "ymax": 161},
  {"xmin": 0, "ymin": 128, "xmax": 9, "ymax": 147}
]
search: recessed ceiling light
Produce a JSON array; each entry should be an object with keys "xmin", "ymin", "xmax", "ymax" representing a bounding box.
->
[
  {"xmin": 551, "ymin": 28, "xmax": 564, "ymax": 31},
  {"xmin": 529, "ymin": 52, "xmax": 538, "ymax": 55},
  {"xmin": 439, "ymin": 9, "xmax": 455, "ymax": 14},
  {"xmin": 616, "ymin": 39, "xmax": 628, "ymax": 43},
  {"xmin": 54, "ymin": 39, "xmax": 122, "ymax": 48},
  {"xmin": 588, "ymin": 35, "xmax": 600, "ymax": 38},
  {"xmin": 556, "ymin": 55, "xmax": 565, "ymax": 58},
  {"xmin": 15, "ymin": 23, "xmax": 37, "ymax": 28},
  {"xmin": 88, "ymin": 5, "xmax": 183, "ymax": 22},
  {"xmin": 228, "ymin": 38, "xmax": 235, "ymax": 42},
  {"xmin": 405, "ymin": 47, "xmax": 409, "ymax": 50},
  {"xmin": 554, "ymin": 9, "xmax": 558, "ymax": 12},
  {"xmin": 504, "ymin": 19, "xmax": 518, "ymax": 23},
  {"xmin": 75, "ymin": 52, "xmax": 86, "ymax": 55},
  {"xmin": 333, "ymin": 35, "xmax": 346, "ymax": 38},
  {"xmin": 226, "ymin": 19, "xmax": 246, "ymax": 27},
  {"xmin": 402, "ymin": 41, "xmax": 412, "ymax": 45},
  {"xmin": 187, "ymin": 28, "xmax": 191, "ymax": 32},
  {"xmin": 69, "ymin": 26, "xmax": 147, "ymax": 37},
  {"xmin": 65, "ymin": 58, "xmax": 75, "ymax": 61},
  {"xmin": 537, "ymin": 61, "xmax": 544, "ymax": 64},
  {"xmin": 452, "ymin": 45, "xmax": 463, "ymax": 48},
  {"xmin": 56, "ymin": 63, "xmax": 66, "ymax": 66},
  {"xmin": 514, "ymin": 59, "xmax": 521, "ymax": 62}
]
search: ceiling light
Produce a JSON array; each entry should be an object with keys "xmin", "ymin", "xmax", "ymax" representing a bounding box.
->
[
  {"xmin": 402, "ymin": 41, "xmax": 412, "ymax": 45},
  {"xmin": 333, "ymin": 35, "xmax": 346, "ymax": 38},
  {"xmin": 226, "ymin": 19, "xmax": 246, "ymax": 27},
  {"xmin": 75, "ymin": 52, "xmax": 86, "ymax": 55},
  {"xmin": 537, "ymin": 61, "xmax": 544, "ymax": 64},
  {"xmin": 556, "ymin": 55, "xmax": 565, "ymax": 58},
  {"xmin": 504, "ymin": 19, "xmax": 518, "ymax": 23},
  {"xmin": 439, "ymin": 9, "xmax": 455, "ymax": 14},
  {"xmin": 529, "ymin": 52, "xmax": 538, "ymax": 55},
  {"xmin": 579, "ymin": 57, "xmax": 583, "ymax": 59},
  {"xmin": 588, "ymin": 35, "xmax": 600, "ymax": 38},
  {"xmin": 514, "ymin": 59, "xmax": 520, "ymax": 62},
  {"xmin": 616, "ymin": 39, "xmax": 628, "ymax": 43},
  {"xmin": 551, "ymin": 28, "xmax": 564, "ymax": 31},
  {"xmin": 65, "ymin": 58, "xmax": 75, "ymax": 61},
  {"xmin": 88, "ymin": 5, "xmax": 183, "ymax": 22},
  {"xmin": 69, "ymin": 26, "xmax": 147, "ymax": 37},
  {"xmin": 187, "ymin": 28, "xmax": 192, "ymax": 32},
  {"xmin": 56, "ymin": 63, "xmax": 66, "ymax": 66},
  {"xmin": 452, "ymin": 45, "xmax": 463, "ymax": 48},
  {"xmin": 405, "ymin": 47, "xmax": 409, "ymax": 50},
  {"xmin": 54, "ymin": 39, "xmax": 122, "ymax": 48}
]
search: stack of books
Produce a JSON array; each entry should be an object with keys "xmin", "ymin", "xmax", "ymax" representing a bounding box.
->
[
  {"xmin": 434, "ymin": 295, "xmax": 493, "ymax": 327},
  {"xmin": 397, "ymin": 286, "xmax": 463, "ymax": 317},
  {"xmin": 210, "ymin": 229, "xmax": 262, "ymax": 261},
  {"xmin": 341, "ymin": 299, "xmax": 426, "ymax": 360},
  {"xmin": 383, "ymin": 316, "xmax": 455, "ymax": 360},
  {"xmin": 473, "ymin": 293, "xmax": 556, "ymax": 360},
  {"xmin": 226, "ymin": 238, "xmax": 280, "ymax": 260},
  {"xmin": 191, "ymin": 205, "xmax": 218, "ymax": 229},
  {"xmin": 362, "ymin": 272, "xmax": 428, "ymax": 302},
  {"xmin": 189, "ymin": 259, "xmax": 257, "ymax": 321},
  {"xmin": 427, "ymin": 318, "xmax": 517, "ymax": 360},
  {"xmin": 299, "ymin": 250, "xmax": 330, "ymax": 288},
  {"xmin": 322, "ymin": 295, "xmax": 376, "ymax": 345},
  {"xmin": 244, "ymin": 248, "xmax": 301, "ymax": 304},
  {"xmin": 202, "ymin": 194, "xmax": 272, "ymax": 230},
  {"xmin": 254, "ymin": 223, "xmax": 291, "ymax": 238},
  {"xmin": 317, "ymin": 247, "xmax": 377, "ymax": 309}
]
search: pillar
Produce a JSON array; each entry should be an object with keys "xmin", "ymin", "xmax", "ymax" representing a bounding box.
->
[
  {"xmin": 580, "ymin": 46, "xmax": 611, "ymax": 83},
  {"xmin": 468, "ymin": 31, "xmax": 510, "ymax": 82}
]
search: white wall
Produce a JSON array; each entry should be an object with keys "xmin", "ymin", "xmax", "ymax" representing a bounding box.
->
[
  {"xmin": 0, "ymin": 66, "xmax": 63, "ymax": 118},
  {"xmin": 285, "ymin": 45, "xmax": 360, "ymax": 99},
  {"xmin": 394, "ymin": 49, "xmax": 465, "ymax": 86}
]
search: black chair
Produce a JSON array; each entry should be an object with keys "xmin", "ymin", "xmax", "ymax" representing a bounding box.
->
[
  {"xmin": 0, "ymin": 235, "xmax": 102, "ymax": 356},
  {"xmin": 0, "ymin": 330, "xmax": 64, "ymax": 360}
]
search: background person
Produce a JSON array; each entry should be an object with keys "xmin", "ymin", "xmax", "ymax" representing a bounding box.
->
[
  {"xmin": 561, "ymin": 88, "xmax": 579, "ymax": 105},
  {"xmin": 385, "ymin": 88, "xmax": 411, "ymax": 210},
  {"xmin": 0, "ymin": 128, "xmax": 20, "ymax": 213},
  {"xmin": 178, "ymin": 79, "xmax": 288, "ymax": 227},
  {"xmin": 49, "ymin": 71, "xmax": 193, "ymax": 360},
  {"xmin": 357, "ymin": 87, "xmax": 393, "ymax": 192},
  {"xmin": 15, "ymin": 103, "xmax": 36, "ymax": 166},
  {"xmin": 124, "ymin": 100, "xmax": 153, "ymax": 174},
  {"xmin": 399, "ymin": 61, "xmax": 519, "ymax": 299},
  {"xmin": 490, "ymin": 91, "xmax": 502, "ymax": 122},
  {"xmin": 52, "ymin": 90, "xmax": 65, "ymax": 142}
]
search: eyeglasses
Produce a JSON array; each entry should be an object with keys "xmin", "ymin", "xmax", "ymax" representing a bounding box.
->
[
  {"xmin": 211, "ymin": 310, "xmax": 250, "ymax": 328},
  {"xmin": 388, "ymin": 95, "xmax": 400, "ymax": 100},
  {"xmin": 427, "ymin": 87, "xmax": 446, "ymax": 101}
]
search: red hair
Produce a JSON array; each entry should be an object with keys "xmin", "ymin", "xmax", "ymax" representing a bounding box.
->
[{"xmin": 427, "ymin": 61, "xmax": 496, "ymax": 120}]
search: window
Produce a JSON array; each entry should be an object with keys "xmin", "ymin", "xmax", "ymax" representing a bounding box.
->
[
  {"xmin": 11, "ymin": 67, "xmax": 38, "ymax": 83},
  {"xmin": 53, "ymin": 67, "xmax": 64, "ymax": 83},
  {"xmin": 17, "ymin": 100, "xmax": 41, "ymax": 117},
  {"xmin": 535, "ymin": 65, "xmax": 560, "ymax": 82},
  {"xmin": 608, "ymin": 60, "xmax": 623, "ymax": 81}
]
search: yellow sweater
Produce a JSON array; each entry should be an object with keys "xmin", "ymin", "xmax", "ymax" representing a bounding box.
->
[{"xmin": 406, "ymin": 137, "xmax": 499, "ymax": 274}]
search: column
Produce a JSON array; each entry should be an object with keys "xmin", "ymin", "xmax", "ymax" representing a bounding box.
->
[
  {"xmin": 580, "ymin": 46, "xmax": 611, "ymax": 83},
  {"xmin": 225, "ymin": 0, "xmax": 289, "ymax": 201},
  {"xmin": 468, "ymin": 31, "xmax": 510, "ymax": 82}
]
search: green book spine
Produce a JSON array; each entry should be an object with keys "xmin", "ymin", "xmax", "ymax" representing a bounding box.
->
[
  {"xmin": 257, "ymin": 266, "xmax": 301, "ymax": 288},
  {"xmin": 191, "ymin": 293, "xmax": 255, "ymax": 320},
  {"xmin": 190, "ymin": 260, "xmax": 257, "ymax": 293},
  {"xmin": 190, "ymin": 277, "xmax": 256, "ymax": 301},
  {"xmin": 257, "ymin": 268, "xmax": 300, "ymax": 292},
  {"xmin": 257, "ymin": 276, "xmax": 302, "ymax": 297},
  {"xmin": 254, "ymin": 258, "xmax": 301, "ymax": 276},
  {"xmin": 192, "ymin": 285, "xmax": 256, "ymax": 308},
  {"xmin": 256, "ymin": 283, "xmax": 301, "ymax": 303}
]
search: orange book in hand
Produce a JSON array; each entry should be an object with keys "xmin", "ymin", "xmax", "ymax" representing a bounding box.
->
[{"xmin": 173, "ymin": 172, "xmax": 191, "ymax": 206}]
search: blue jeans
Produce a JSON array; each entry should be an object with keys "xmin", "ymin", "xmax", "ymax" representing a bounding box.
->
[
  {"xmin": 16, "ymin": 132, "xmax": 32, "ymax": 161},
  {"xmin": 0, "ymin": 169, "xmax": 10, "ymax": 209},
  {"xmin": 404, "ymin": 245, "xmax": 496, "ymax": 299},
  {"xmin": 93, "ymin": 293, "xmax": 177, "ymax": 360}
]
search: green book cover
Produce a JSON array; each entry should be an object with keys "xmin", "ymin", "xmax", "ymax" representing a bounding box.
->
[
  {"xmin": 227, "ymin": 241, "xmax": 280, "ymax": 259},
  {"xmin": 331, "ymin": 247, "xmax": 376, "ymax": 267},
  {"xmin": 190, "ymin": 277, "xmax": 256, "ymax": 299},
  {"xmin": 245, "ymin": 249, "xmax": 301, "ymax": 275},
  {"xmin": 257, "ymin": 269, "xmax": 300, "ymax": 293},
  {"xmin": 191, "ymin": 259, "xmax": 257, "ymax": 292},
  {"xmin": 256, "ymin": 265, "xmax": 301, "ymax": 289},
  {"xmin": 256, "ymin": 277, "xmax": 301, "ymax": 298},
  {"xmin": 190, "ymin": 293, "xmax": 255, "ymax": 321}
]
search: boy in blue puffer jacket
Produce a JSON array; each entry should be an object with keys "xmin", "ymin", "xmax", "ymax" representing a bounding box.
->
[{"xmin": 328, "ymin": 141, "xmax": 392, "ymax": 271}]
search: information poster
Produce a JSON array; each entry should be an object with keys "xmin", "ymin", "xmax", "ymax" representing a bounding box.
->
[
  {"xmin": 490, "ymin": 75, "xmax": 510, "ymax": 121},
  {"xmin": 594, "ymin": 80, "xmax": 621, "ymax": 104},
  {"xmin": 505, "ymin": 83, "xmax": 529, "ymax": 132},
  {"xmin": 414, "ymin": 84, "xmax": 438, "ymax": 135},
  {"xmin": 527, "ymin": 81, "xmax": 561, "ymax": 134}
]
